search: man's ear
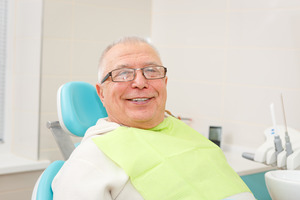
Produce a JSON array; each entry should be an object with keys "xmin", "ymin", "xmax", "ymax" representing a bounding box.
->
[{"xmin": 96, "ymin": 83, "xmax": 105, "ymax": 106}]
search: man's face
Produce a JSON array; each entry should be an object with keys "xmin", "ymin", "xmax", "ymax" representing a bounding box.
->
[{"xmin": 96, "ymin": 42, "xmax": 168, "ymax": 129}]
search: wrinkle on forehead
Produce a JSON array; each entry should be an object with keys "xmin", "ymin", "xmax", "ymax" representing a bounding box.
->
[
  {"xmin": 116, "ymin": 61, "xmax": 161, "ymax": 69},
  {"xmin": 102, "ymin": 43, "xmax": 162, "ymax": 73}
]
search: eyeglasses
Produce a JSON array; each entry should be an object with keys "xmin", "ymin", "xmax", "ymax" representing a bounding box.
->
[{"xmin": 100, "ymin": 65, "xmax": 167, "ymax": 84}]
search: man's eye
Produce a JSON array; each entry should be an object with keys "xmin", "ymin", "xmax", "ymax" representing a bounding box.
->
[
  {"xmin": 118, "ymin": 71, "xmax": 130, "ymax": 77},
  {"xmin": 145, "ymin": 67, "xmax": 159, "ymax": 73},
  {"xmin": 112, "ymin": 70, "xmax": 133, "ymax": 80}
]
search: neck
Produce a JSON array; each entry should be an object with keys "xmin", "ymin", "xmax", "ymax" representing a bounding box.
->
[{"xmin": 107, "ymin": 116, "xmax": 165, "ymax": 129}]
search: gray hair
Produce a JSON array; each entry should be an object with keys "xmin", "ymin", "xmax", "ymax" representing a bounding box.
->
[{"xmin": 97, "ymin": 36, "xmax": 161, "ymax": 83}]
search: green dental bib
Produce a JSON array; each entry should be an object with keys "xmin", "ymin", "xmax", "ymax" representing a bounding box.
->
[{"xmin": 92, "ymin": 117, "xmax": 250, "ymax": 200}]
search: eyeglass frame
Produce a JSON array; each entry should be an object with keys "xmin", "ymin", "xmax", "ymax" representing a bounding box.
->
[{"xmin": 100, "ymin": 65, "xmax": 167, "ymax": 84}]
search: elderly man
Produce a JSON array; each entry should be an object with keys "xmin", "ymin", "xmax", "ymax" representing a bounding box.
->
[{"xmin": 52, "ymin": 36, "xmax": 255, "ymax": 200}]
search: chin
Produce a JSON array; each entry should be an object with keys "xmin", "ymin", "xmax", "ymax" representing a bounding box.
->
[
  {"xmin": 130, "ymin": 114, "xmax": 154, "ymax": 123},
  {"xmin": 129, "ymin": 113, "xmax": 163, "ymax": 127}
]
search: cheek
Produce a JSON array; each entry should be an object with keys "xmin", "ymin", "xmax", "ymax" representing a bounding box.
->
[
  {"xmin": 103, "ymin": 84, "xmax": 126, "ymax": 105},
  {"xmin": 155, "ymin": 82, "xmax": 167, "ymax": 98}
]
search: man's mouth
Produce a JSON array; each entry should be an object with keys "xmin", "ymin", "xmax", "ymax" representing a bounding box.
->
[{"xmin": 129, "ymin": 98, "xmax": 151, "ymax": 102}]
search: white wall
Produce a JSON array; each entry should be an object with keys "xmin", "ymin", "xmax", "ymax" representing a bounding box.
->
[
  {"xmin": 152, "ymin": 0, "xmax": 300, "ymax": 150},
  {"xmin": 39, "ymin": 0, "xmax": 152, "ymax": 160},
  {"xmin": 0, "ymin": 0, "xmax": 152, "ymax": 199}
]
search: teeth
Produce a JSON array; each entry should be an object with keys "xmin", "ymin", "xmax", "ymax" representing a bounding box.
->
[{"xmin": 131, "ymin": 98, "xmax": 149, "ymax": 102}]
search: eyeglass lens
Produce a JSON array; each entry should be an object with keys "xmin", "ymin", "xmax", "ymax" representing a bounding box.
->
[{"xmin": 111, "ymin": 66, "xmax": 165, "ymax": 82}]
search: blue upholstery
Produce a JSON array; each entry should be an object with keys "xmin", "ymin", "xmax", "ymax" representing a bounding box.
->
[
  {"xmin": 241, "ymin": 171, "xmax": 272, "ymax": 200},
  {"xmin": 32, "ymin": 82, "xmax": 108, "ymax": 200},
  {"xmin": 58, "ymin": 81, "xmax": 108, "ymax": 137},
  {"xmin": 35, "ymin": 160, "xmax": 65, "ymax": 200}
]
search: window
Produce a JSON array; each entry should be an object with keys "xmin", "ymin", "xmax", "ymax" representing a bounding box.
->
[
  {"xmin": 0, "ymin": 0, "xmax": 7, "ymax": 142},
  {"xmin": 0, "ymin": 0, "xmax": 49, "ymax": 175}
]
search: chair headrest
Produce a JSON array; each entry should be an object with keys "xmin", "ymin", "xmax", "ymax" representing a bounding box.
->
[{"xmin": 57, "ymin": 81, "xmax": 108, "ymax": 137}]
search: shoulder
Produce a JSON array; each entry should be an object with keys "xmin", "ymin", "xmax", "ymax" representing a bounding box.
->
[
  {"xmin": 67, "ymin": 137, "xmax": 125, "ymax": 174},
  {"xmin": 52, "ymin": 138, "xmax": 130, "ymax": 199}
]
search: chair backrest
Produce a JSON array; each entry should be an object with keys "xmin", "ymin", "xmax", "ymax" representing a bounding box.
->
[
  {"xmin": 32, "ymin": 82, "xmax": 108, "ymax": 200},
  {"xmin": 32, "ymin": 160, "xmax": 65, "ymax": 200},
  {"xmin": 58, "ymin": 81, "xmax": 108, "ymax": 137}
]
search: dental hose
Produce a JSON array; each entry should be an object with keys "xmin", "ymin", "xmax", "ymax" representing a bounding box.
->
[
  {"xmin": 270, "ymin": 103, "xmax": 283, "ymax": 156},
  {"xmin": 281, "ymin": 94, "xmax": 293, "ymax": 157}
]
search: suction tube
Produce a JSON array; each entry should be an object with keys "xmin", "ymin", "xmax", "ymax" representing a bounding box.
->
[
  {"xmin": 270, "ymin": 103, "xmax": 283, "ymax": 156},
  {"xmin": 281, "ymin": 94, "xmax": 293, "ymax": 157}
]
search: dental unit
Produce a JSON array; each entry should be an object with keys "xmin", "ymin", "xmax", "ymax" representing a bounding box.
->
[
  {"xmin": 242, "ymin": 95, "xmax": 300, "ymax": 170},
  {"xmin": 241, "ymin": 95, "xmax": 300, "ymax": 199}
]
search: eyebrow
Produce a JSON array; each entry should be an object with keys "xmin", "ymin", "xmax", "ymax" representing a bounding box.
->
[
  {"xmin": 114, "ymin": 64, "xmax": 130, "ymax": 69},
  {"xmin": 115, "ymin": 62, "xmax": 160, "ymax": 69},
  {"xmin": 145, "ymin": 62, "xmax": 160, "ymax": 66}
]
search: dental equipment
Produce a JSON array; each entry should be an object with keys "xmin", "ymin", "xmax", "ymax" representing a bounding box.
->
[
  {"xmin": 281, "ymin": 94, "xmax": 293, "ymax": 157},
  {"xmin": 270, "ymin": 103, "xmax": 283, "ymax": 157},
  {"xmin": 243, "ymin": 125, "xmax": 300, "ymax": 169},
  {"xmin": 242, "ymin": 97, "xmax": 300, "ymax": 170},
  {"xmin": 242, "ymin": 103, "xmax": 284, "ymax": 165},
  {"xmin": 242, "ymin": 103, "xmax": 282, "ymax": 163}
]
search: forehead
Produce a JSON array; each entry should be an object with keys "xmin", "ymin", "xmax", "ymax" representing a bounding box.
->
[{"xmin": 102, "ymin": 42, "xmax": 162, "ymax": 71}]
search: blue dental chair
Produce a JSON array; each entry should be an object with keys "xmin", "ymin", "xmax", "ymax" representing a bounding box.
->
[
  {"xmin": 32, "ymin": 82, "xmax": 271, "ymax": 200},
  {"xmin": 31, "ymin": 81, "xmax": 107, "ymax": 200}
]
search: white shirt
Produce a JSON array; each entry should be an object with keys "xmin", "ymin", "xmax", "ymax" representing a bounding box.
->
[{"xmin": 52, "ymin": 118, "xmax": 255, "ymax": 200}]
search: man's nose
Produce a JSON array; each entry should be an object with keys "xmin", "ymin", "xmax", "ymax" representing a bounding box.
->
[{"xmin": 131, "ymin": 70, "xmax": 148, "ymax": 89}]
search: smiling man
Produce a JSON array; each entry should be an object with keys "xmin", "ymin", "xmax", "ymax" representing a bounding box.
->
[
  {"xmin": 52, "ymin": 37, "xmax": 255, "ymax": 200},
  {"xmin": 96, "ymin": 39, "xmax": 167, "ymax": 129}
]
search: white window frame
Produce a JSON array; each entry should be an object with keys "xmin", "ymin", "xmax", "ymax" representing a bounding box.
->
[
  {"xmin": 0, "ymin": 0, "xmax": 49, "ymax": 175},
  {"xmin": 0, "ymin": 0, "xmax": 12, "ymax": 153},
  {"xmin": 0, "ymin": 0, "xmax": 7, "ymax": 143}
]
